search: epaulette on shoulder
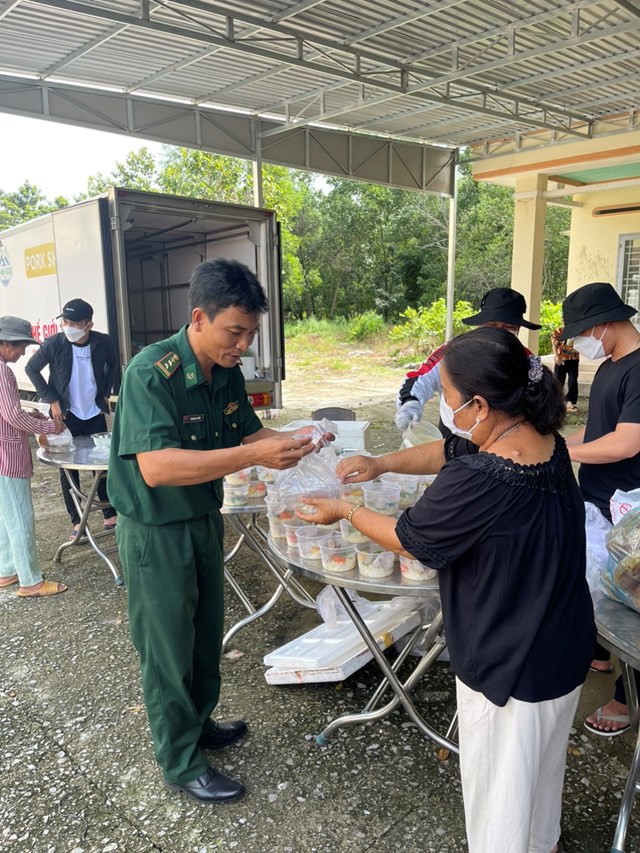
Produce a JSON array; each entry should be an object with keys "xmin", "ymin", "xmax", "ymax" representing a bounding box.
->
[{"xmin": 153, "ymin": 351, "xmax": 181, "ymax": 378}]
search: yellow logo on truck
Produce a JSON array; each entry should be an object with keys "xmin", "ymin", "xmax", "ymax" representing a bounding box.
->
[{"xmin": 24, "ymin": 243, "xmax": 57, "ymax": 278}]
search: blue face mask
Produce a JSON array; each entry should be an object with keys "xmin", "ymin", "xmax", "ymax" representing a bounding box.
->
[{"xmin": 439, "ymin": 396, "xmax": 480, "ymax": 441}]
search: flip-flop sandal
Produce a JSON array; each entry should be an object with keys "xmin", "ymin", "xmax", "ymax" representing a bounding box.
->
[
  {"xmin": 0, "ymin": 574, "xmax": 18, "ymax": 588},
  {"xmin": 69, "ymin": 528, "xmax": 80, "ymax": 540},
  {"xmin": 589, "ymin": 664, "xmax": 614, "ymax": 674},
  {"xmin": 16, "ymin": 580, "xmax": 67, "ymax": 598},
  {"xmin": 584, "ymin": 706, "xmax": 630, "ymax": 737}
]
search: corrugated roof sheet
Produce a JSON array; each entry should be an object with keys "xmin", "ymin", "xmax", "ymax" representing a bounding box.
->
[{"xmin": 0, "ymin": 0, "xmax": 638, "ymax": 148}]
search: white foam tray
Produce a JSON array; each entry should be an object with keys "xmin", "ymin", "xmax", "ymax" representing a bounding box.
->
[{"xmin": 264, "ymin": 604, "xmax": 421, "ymax": 684}]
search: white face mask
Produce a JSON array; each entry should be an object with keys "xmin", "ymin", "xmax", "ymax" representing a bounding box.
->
[
  {"xmin": 439, "ymin": 396, "xmax": 480, "ymax": 441},
  {"xmin": 63, "ymin": 325, "xmax": 87, "ymax": 343},
  {"xmin": 573, "ymin": 324, "xmax": 608, "ymax": 360}
]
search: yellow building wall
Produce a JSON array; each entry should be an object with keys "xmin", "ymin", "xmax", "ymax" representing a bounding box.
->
[{"xmin": 567, "ymin": 187, "xmax": 640, "ymax": 294}]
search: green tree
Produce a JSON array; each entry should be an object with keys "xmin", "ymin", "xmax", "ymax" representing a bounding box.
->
[
  {"xmin": 0, "ymin": 181, "xmax": 68, "ymax": 229},
  {"xmin": 81, "ymin": 148, "xmax": 160, "ymax": 197}
]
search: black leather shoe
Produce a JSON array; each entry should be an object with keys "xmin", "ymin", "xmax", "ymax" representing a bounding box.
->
[
  {"xmin": 199, "ymin": 720, "xmax": 247, "ymax": 750},
  {"xmin": 165, "ymin": 766, "xmax": 244, "ymax": 803}
]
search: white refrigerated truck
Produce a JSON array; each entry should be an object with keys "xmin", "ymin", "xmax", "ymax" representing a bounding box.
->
[{"xmin": 0, "ymin": 187, "xmax": 284, "ymax": 408}]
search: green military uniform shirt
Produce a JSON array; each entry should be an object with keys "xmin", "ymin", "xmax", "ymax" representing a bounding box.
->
[{"xmin": 107, "ymin": 325, "xmax": 262, "ymax": 525}]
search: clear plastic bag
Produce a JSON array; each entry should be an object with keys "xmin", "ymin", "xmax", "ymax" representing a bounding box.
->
[
  {"xmin": 610, "ymin": 488, "xmax": 640, "ymax": 526},
  {"xmin": 274, "ymin": 420, "xmax": 341, "ymax": 497},
  {"xmin": 37, "ymin": 427, "xmax": 75, "ymax": 453},
  {"xmin": 601, "ymin": 508, "xmax": 640, "ymax": 613},
  {"xmin": 316, "ymin": 585, "xmax": 378, "ymax": 629},
  {"xmin": 584, "ymin": 502, "xmax": 612, "ymax": 593}
]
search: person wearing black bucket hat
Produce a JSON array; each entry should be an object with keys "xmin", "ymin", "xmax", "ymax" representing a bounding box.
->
[
  {"xmin": 0, "ymin": 316, "xmax": 67, "ymax": 597},
  {"xmin": 559, "ymin": 283, "xmax": 640, "ymax": 737},
  {"xmin": 395, "ymin": 288, "xmax": 540, "ymax": 433}
]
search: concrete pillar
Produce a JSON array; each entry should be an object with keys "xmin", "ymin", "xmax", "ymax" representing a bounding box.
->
[{"xmin": 511, "ymin": 174, "xmax": 547, "ymax": 353}]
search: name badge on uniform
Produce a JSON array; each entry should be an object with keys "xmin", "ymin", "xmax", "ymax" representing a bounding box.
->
[{"xmin": 183, "ymin": 414, "xmax": 205, "ymax": 424}]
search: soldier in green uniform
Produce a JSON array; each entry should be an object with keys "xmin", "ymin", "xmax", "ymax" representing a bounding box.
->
[{"xmin": 108, "ymin": 259, "xmax": 314, "ymax": 804}]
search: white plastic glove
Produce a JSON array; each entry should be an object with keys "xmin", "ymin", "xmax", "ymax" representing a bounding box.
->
[{"xmin": 394, "ymin": 400, "xmax": 423, "ymax": 432}]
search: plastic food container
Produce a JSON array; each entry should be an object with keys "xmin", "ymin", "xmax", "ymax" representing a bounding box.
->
[
  {"xmin": 319, "ymin": 536, "xmax": 357, "ymax": 574},
  {"xmin": 380, "ymin": 473, "xmax": 419, "ymax": 509},
  {"xmin": 295, "ymin": 526, "xmax": 328, "ymax": 560},
  {"xmin": 255, "ymin": 466, "xmax": 275, "ymax": 484},
  {"xmin": 340, "ymin": 483, "xmax": 365, "ymax": 505},
  {"xmin": 417, "ymin": 474, "xmax": 437, "ymax": 494},
  {"xmin": 355, "ymin": 542, "xmax": 395, "ymax": 578},
  {"xmin": 363, "ymin": 482, "xmax": 401, "ymax": 516},
  {"xmin": 399, "ymin": 555, "xmax": 438, "ymax": 581},
  {"xmin": 296, "ymin": 490, "xmax": 335, "ymax": 516},
  {"xmin": 264, "ymin": 497, "xmax": 297, "ymax": 522},
  {"xmin": 247, "ymin": 481, "xmax": 267, "ymax": 500},
  {"xmin": 402, "ymin": 421, "xmax": 443, "ymax": 449},
  {"xmin": 339, "ymin": 517, "xmax": 368, "ymax": 544},
  {"xmin": 223, "ymin": 482, "xmax": 249, "ymax": 507},
  {"xmin": 225, "ymin": 467, "xmax": 252, "ymax": 486},
  {"xmin": 267, "ymin": 514, "xmax": 286, "ymax": 539},
  {"xmin": 283, "ymin": 518, "xmax": 305, "ymax": 548},
  {"xmin": 91, "ymin": 432, "xmax": 112, "ymax": 450}
]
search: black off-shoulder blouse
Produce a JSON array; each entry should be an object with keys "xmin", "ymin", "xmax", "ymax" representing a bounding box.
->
[{"xmin": 396, "ymin": 434, "xmax": 595, "ymax": 707}]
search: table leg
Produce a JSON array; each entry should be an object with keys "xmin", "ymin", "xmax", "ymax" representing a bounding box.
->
[
  {"xmin": 54, "ymin": 469, "xmax": 122, "ymax": 586},
  {"xmin": 610, "ymin": 661, "xmax": 640, "ymax": 853},
  {"xmin": 221, "ymin": 514, "xmax": 316, "ymax": 648},
  {"xmin": 318, "ymin": 585, "xmax": 458, "ymax": 754}
]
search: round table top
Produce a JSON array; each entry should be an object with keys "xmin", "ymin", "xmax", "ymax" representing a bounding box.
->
[
  {"xmin": 36, "ymin": 435, "xmax": 110, "ymax": 472},
  {"xmin": 268, "ymin": 533, "xmax": 440, "ymax": 598},
  {"xmin": 593, "ymin": 590, "xmax": 640, "ymax": 670},
  {"xmin": 220, "ymin": 497, "xmax": 267, "ymax": 515}
]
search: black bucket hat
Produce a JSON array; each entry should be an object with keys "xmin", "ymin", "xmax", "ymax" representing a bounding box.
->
[
  {"xmin": 560, "ymin": 282, "xmax": 636, "ymax": 340},
  {"xmin": 0, "ymin": 315, "xmax": 41, "ymax": 346},
  {"xmin": 462, "ymin": 287, "xmax": 541, "ymax": 330}
]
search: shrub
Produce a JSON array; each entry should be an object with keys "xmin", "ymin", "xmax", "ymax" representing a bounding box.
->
[
  {"xmin": 346, "ymin": 311, "xmax": 385, "ymax": 341},
  {"xmin": 285, "ymin": 316, "xmax": 347, "ymax": 338},
  {"xmin": 388, "ymin": 298, "xmax": 474, "ymax": 360},
  {"xmin": 538, "ymin": 300, "xmax": 562, "ymax": 356}
]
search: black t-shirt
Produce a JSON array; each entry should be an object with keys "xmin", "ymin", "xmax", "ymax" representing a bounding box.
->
[
  {"xmin": 396, "ymin": 434, "xmax": 595, "ymax": 707},
  {"xmin": 579, "ymin": 350, "xmax": 640, "ymax": 520}
]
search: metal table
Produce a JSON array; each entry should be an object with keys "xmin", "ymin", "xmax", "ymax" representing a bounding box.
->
[
  {"xmin": 594, "ymin": 591, "xmax": 640, "ymax": 853},
  {"xmin": 36, "ymin": 436, "xmax": 122, "ymax": 586},
  {"xmin": 268, "ymin": 535, "xmax": 458, "ymax": 754},
  {"xmin": 220, "ymin": 500, "xmax": 317, "ymax": 648}
]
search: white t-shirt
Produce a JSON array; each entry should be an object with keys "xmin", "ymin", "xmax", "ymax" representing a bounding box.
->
[{"xmin": 69, "ymin": 343, "xmax": 101, "ymax": 420}]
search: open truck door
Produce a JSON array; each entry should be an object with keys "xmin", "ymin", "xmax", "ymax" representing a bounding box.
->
[{"xmin": 107, "ymin": 188, "xmax": 284, "ymax": 409}]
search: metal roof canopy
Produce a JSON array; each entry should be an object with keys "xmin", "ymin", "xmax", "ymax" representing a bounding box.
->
[{"xmin": 0, "ymin": 1, "xmax": 638, "ymax": 196}]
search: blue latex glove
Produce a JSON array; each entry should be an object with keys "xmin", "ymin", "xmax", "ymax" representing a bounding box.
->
[{"xmin": 394, "ymin": 400, "xmax": 423, "ymax": 432}]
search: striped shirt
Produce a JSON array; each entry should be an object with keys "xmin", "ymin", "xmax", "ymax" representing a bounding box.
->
[{"xmin": 0, "ymin": 356, "xmax": 57, "ymax": 478}]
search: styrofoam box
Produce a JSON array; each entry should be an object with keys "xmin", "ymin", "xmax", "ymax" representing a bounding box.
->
[
  {"xmin": 263, "ymin": 601, "xmax": 421, "ymax": 684},
  {"xmin": 281, "ymin": 419, "xmax": 371, "ymax": 453}
]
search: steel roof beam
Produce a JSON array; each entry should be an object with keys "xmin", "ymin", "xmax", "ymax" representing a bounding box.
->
[
  {"xmin": 129, "ymin": 0, "xmax": 329, "ymax": 94},
  {"xmin": 41, "ymin": 1, "xmax": 164, "ymax": 78},
  {"xmin": 257, "ymin": 14, "xmax": 634, "ymax": 137},
  {"xmin": 255, "ymin": 0, "xmax": 597, "ymax": 115},
  {"xmin": 0, "ymin": 0, "xmax": 24, "ymax": 21},
  {"xmin": 190, "ymin": 0, "xmax": 465, "ymax": 107},
  {"xmin": 30, "ymin": 0, "xmax": 405, "ymax": 89}
]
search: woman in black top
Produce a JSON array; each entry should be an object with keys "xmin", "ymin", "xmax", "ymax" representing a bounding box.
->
[{"xmin": 298, "ymin": 328, "xmax": 594, "ymax": 853}]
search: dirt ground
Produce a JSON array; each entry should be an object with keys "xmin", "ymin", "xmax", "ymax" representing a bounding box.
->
[{"xmin": 4, "ymin": 361, "xmax": 634, "ymax": 853}]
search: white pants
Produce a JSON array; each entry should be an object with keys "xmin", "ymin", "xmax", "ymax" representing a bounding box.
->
[{"xmin": 456, "ymin": 678, "xmax": 581, "ymax": 853}]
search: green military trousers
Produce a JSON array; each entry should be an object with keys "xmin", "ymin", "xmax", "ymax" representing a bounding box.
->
[{"xmin": 117, "ymin": 511, "xmax": 224, "ymax": 784}]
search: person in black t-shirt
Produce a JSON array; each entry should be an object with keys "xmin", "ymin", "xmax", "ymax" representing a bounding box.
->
[
  {"xmin": 559, "ymin": 282, "xmax": 640, "ymax": 736},
  {"xmin": 298, "ymin": 328, "xmax": 594, "ymax": 853}
]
